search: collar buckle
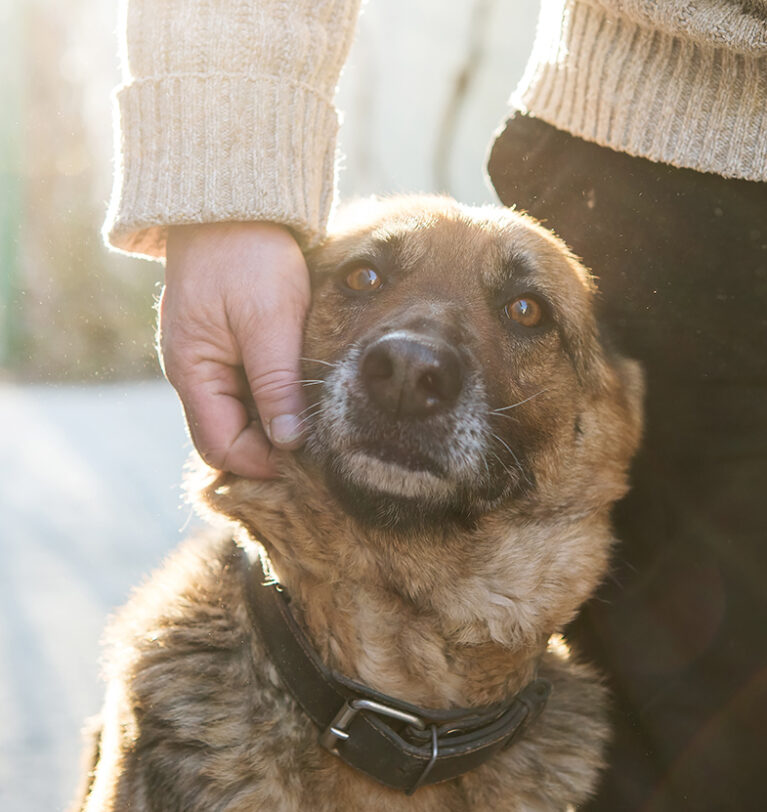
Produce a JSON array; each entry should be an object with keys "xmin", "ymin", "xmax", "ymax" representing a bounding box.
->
[{"xmin": 319, "ymin": 697, "xmax": 426, "ymax": 754}]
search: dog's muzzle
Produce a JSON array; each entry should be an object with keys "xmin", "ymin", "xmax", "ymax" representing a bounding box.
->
[{"xmin": 305, "ymin": 313, "xmax": 514, "ymax": 518}]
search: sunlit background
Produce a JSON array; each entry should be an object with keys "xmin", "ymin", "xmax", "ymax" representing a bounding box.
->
[{"xmin": 0, "ymin": 1, "xmax": 537, "ymax": 809}]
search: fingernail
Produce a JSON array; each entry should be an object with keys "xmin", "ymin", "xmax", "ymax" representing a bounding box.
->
[{"xmin": 267, "ymin": 414, "xmax": 304, "ymax": 447}]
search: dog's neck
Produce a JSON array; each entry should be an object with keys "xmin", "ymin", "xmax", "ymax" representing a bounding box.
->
[
  {"xmin": 201, "ymin": 459, "xmax": 613, "ymax": 709},
  {"xmin": 260, "ymin": 541, "xmax": 547, "ymax": 708}
]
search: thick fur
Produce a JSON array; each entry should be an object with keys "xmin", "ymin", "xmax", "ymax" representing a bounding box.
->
[{"xmin": 76, "ymin": 197, "xmax": 643, "ymax": 811}]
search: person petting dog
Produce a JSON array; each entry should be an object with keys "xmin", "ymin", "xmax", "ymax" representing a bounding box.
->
[{"xmin": 104, "ymin": 2, "xmax": 767, "ymax": 810}]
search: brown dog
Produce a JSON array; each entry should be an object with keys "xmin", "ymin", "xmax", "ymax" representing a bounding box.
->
[{"xmin": 76, "ymin": 197, "xmax": 643, "ymax": 811}]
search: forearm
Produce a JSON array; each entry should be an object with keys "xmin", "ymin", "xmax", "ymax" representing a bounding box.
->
[{"xmin": 106, "ymin": 0, "xmax": 362, "ymax": 259}]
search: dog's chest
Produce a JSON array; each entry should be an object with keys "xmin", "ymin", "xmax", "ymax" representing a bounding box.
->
[{"xmin": 120, "ymin": 536, "xmax": 565, "ymax": 811}]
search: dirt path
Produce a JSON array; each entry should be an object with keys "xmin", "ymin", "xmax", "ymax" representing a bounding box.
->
[{"xmin": 0, "ymin": 381, "xmax": 196, "ymax": 812}]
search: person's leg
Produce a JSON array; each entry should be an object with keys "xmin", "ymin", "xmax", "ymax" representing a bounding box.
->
[{"xmin": 489, "ymin": 115, "xmax": 767, "ymax": 812}]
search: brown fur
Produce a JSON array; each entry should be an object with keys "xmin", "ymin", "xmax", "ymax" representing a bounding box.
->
[{"xmin": 76, "ymin": 197, "xmax": 643, "ymax": 811}]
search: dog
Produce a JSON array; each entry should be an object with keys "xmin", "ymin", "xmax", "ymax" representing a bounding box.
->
[{"xmin": 75, "ymin": 196, "xmax": 643, "ymax": 811}]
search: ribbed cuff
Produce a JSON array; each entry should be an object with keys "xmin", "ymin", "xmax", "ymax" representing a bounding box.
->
[
  {"xmin": 512, "ymin": 0, "xmax": 767, "ymax": 182},
  {"xmin": 104, "ymin": 75, "xmax": 341, "ymax": 259}
]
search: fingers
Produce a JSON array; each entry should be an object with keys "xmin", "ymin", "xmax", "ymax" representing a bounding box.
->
[
  {"xmin": 162, "ymin": 222, "xmax": 311, "ymax": 479},
  {"xmin": 171, "ymin": 357, "xmax": 281, "ymax": 479},
  {"xmin": 224, "ymin": 231, "xmax": 311, "ymax": 449},
  {"xmin": 238, "ymin": 298, "xmax": 308, "ymax": 449}
]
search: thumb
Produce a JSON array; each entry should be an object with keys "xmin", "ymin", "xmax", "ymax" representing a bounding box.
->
[{"xmin": 238, "ymin": 284, "xmax": 310, "ymax": 450}]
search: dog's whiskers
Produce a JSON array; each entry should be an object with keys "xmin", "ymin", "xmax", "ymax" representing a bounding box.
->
[
  {"xmin": 490, "ymin": 432, "xmax": 532, "ymax": 486},
  {"xmin": 488, "ymin": 410, "xmax": 519, "ymax": 423},
  {"xmin": 487, "ymin": 449, "xmax": 516, "ymax": 481},
  {"xmin": 296, "ymin": 404, "xmax": 327, "ymax": 431},
  {"xmin": 296, "ymin": 401, "xmax": 325, "ymax": 419},
  {"xmin": 300, "ymin": 356, "xmax": 339, "ymax": 369},
  {"xmin": 295, "ymin": 379, "xmax": 327, "ymax": 387},
  {"xmin": 492, "ymin": 388, "xmax": 550, "ymax": 414}
]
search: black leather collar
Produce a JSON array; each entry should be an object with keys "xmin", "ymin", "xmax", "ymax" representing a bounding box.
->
[{"xmin": 241, "ymin": 548, "xmax": 551, "ymax": 795}]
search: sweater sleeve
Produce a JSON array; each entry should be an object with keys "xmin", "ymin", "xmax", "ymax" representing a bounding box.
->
[
  {"xmin": 104, "ymin": 0, "xmax": 362, "ymax": 260},
  {"xmin": 512, "ymin": 0, "xmax": 767, "ymax": 182}
]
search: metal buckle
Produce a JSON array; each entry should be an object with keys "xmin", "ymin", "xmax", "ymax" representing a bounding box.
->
[
  {"xmin": 319, "ymin": 698, "xmax": 425, "ymax": 754},
  {"xmin": 406, "ymin": 724, "xmax": 439, "ymax": 795}
]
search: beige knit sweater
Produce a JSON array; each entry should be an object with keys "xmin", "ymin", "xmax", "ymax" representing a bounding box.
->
[
  {"xmin": 106, "ymin": 0, "xmax": 767, "ymax": 260},
  {"xmin": 106, "ymin": 0, "xmax": 362, "ymax": 258}
]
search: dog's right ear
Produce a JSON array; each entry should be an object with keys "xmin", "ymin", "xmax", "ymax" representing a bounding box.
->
[
  {"xmin": 184, "ymin": 453, "xmax": 312, "ymax": 544},
  {"xmin": 182, "ymin": 455, "xmax": 235, "ymax": 521},
  {"xmin": 182, "ymin": 451, "xmax": 264, "ymax": 525}
]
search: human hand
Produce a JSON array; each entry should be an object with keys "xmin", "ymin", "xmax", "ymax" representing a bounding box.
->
[{"xmin": 161, "ymin": 222, "xmax": 311, "ymax": 478}]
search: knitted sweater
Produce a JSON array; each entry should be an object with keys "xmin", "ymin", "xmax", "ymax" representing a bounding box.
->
[
  {"xmin": 106, "ymin": 0, "xmax": 767, "ymax": 260},
  {"xmin": 106, "ymin": 0, "xmax": 362, "ymax": 258}
]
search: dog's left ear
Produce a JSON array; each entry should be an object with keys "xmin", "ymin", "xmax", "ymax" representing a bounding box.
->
[
  {"xmin": 617, "ymin": 353, "xmax": 644, "ymax": 423},
  {"xmin": 600, "ymin": 354, "xmax": 645, "ymax": 458}
]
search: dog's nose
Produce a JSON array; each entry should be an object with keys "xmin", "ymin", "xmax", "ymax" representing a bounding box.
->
[{"xmin": 360, "ymin": 333, "xmax": 464, "ymax": 417}]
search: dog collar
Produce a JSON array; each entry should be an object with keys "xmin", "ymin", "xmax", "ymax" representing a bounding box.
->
[{"xmin": 240, "ymin": 547, "xmax": 551, "ymax": 795}]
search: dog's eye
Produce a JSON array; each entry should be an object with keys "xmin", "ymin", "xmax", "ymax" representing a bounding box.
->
[
  {"xmin": 342, "ymin": 266, "xmax": 383, "ymax": 292},
  {"xmin": 504, "ymin": 296, "xmax": 544, "ymax": 328}
]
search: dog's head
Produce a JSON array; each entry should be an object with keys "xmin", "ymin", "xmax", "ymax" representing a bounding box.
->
[
  {"xmin": 297, "ymin": 196, "xmax": 642, "ymax": 530},
  {"xmin": 197, "ymin": 195, "xmax": 643, "ymax": 643}
]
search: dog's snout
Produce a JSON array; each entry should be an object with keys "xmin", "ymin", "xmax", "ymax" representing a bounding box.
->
[{"xmin": 360, "ymin": 333, "xmax": 464, "ymax": 417}]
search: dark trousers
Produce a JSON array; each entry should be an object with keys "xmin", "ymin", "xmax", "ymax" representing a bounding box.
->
[{"xmin": 488, "ymin": 116, "xmax": 767, "ymax": 812}]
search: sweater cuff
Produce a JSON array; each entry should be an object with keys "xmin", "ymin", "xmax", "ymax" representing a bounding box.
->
[
  {"xmin": 511, "ymin": 0, "xmax": 767, "ymax": 182},
  {"xmin": 104, "ymin": 75, "xmax": 340, "ymax": 259}
]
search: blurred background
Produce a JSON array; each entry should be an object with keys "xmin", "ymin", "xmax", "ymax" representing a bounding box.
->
[{"xmin": 0, "ymin": 0, "xmax": 537, "ymax": 809}]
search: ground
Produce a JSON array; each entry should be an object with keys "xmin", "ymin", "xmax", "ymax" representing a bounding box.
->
[{"xmin": 0, "ymin": 380, "xmax": 195, "ymax": 812}]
